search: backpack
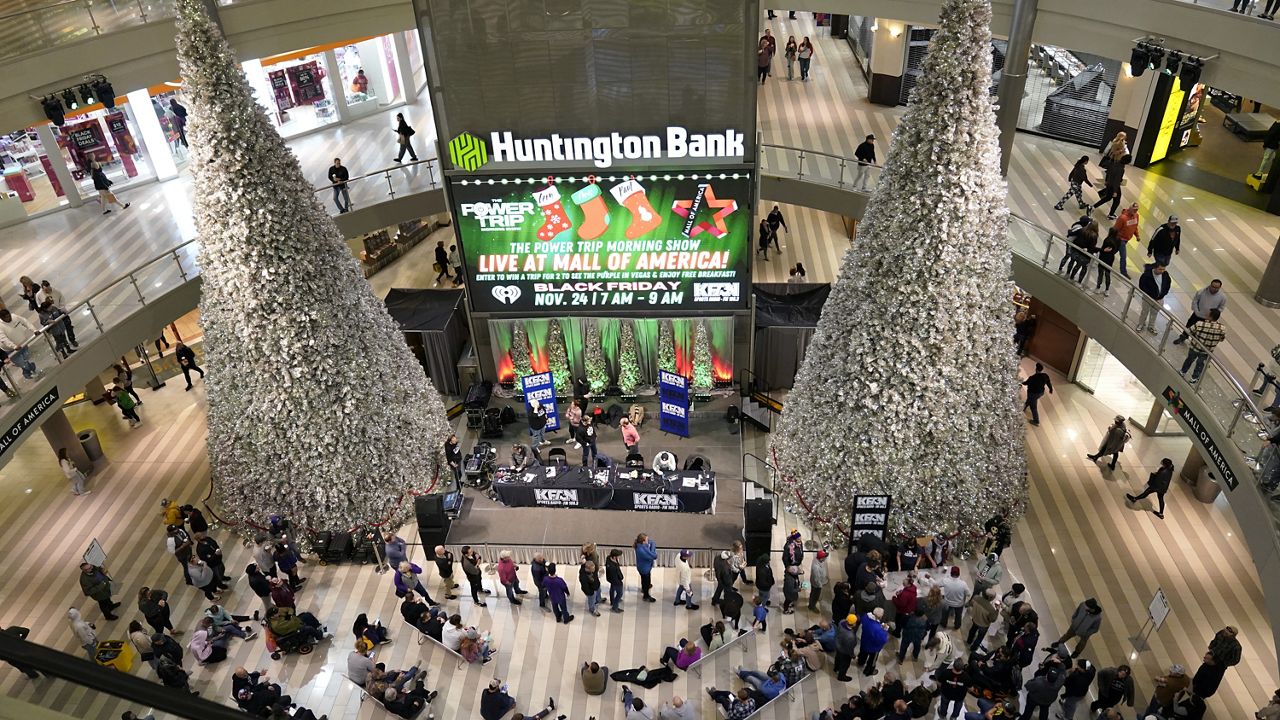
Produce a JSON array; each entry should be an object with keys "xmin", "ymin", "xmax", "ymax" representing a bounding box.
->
[{"xmin": 157, "ymin": 656, "xmax": 187, "ymax": 686}]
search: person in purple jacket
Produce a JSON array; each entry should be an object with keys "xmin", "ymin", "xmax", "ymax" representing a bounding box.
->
[
  {"xmin": 544, "ymin": 564, "xmax": 574, "ymax": 625},
  {"xmin": 394, "ymin": 562, "xmax": 437, "ymax": 605}
]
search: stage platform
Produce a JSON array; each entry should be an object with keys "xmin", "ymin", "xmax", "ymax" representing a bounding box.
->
[{"xmin": 443, "ymin": 394, "xmax": 749, "ymax": 553}]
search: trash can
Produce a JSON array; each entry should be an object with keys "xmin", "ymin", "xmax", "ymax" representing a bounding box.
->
[
  {"xmin": 78, "ymin": 430, "xmax": 104, "ymax": 462},
  {"xmin": 1193, "ymin": 466, "xmax": 1222, "ymax": 503}
]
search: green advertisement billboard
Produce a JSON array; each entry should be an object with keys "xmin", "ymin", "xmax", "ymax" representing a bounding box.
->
[{"xmin": 450, "ymin": 172, "xmax": 753, "ymax": 314}]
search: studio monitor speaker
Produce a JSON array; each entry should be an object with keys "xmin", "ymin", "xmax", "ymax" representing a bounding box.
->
[
  {"xmin": 744, "ymin": 531, "xmax": 772, "ymax": 566},
  {"xmin": 415, "ymin": 494, "xmax": 447, "ymax": 531},
  {"xmin": 744, "ymin": 499, "xmax": 773, "ymax": 533}
]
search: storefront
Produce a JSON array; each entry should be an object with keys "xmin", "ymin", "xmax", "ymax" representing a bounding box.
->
[
  {"xmin": 1075, "ymin": 337, "xmax": 1183, "ymax": 434},
  {"xmin": 333, "ymin": 36, "xmax": 405, "ymax": 118},
  {"xmin": 1020, "ymin": 46, "xmax": 1121, "ymax": 149}
]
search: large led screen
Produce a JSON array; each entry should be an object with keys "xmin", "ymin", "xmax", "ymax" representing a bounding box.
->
[{"xmin": 451, "ymin": 173, "xmax": 752, "ymax": 314}]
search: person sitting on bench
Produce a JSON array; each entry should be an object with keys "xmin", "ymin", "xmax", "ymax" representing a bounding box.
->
[
  {"xmin": 658, "ymin": 638, "xmax": 702, "ymax": 671},
  {"xmin": 705, "ymin": 686, "xmax": 757, "ymax": 719},
  {"xmin": 400, "ymin": 593, "xmax": 430, "ymax": 633},
  {"xmin": 383, "ymin": 675, "xmax": 439, "ymax": 719},
  {"xmin": 364, "ymin": 663, "xmax": 420, "ymax": 697}
]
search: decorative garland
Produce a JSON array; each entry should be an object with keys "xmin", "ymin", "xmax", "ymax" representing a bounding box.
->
[
  {"xmin": 694, "ymin": 320, "xmax": 713, "ymax": 390},
  {"xmin": 585, "ymin": 320, "xmax": 608, "ymax": 395},
  {"xmin": 619, "ymin": 321, "xmax": 640, "ymax": 394}
]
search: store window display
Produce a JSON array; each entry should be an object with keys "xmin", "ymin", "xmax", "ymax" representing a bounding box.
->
[
  {"xmin": 54, "ymin": 104, "xmax": 156, "ymax": 200},
  {"xmin": 150, "ymin": 91, "xmax": 191, "ymax": 167},
  {"xmin": 335, "ymin": 36, "xmax": 404, "ymax": 115},
  {"xmin": 247, "ymin": 51, "xmax": 338, "ymax": 137},
  {"xmin": 0, "ymin": 129, "xmax": 68, "ymax": 219}
]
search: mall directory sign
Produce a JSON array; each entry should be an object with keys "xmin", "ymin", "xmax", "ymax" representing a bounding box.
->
[{"xmin": 450, "ymin": 172, "xmax": 752, "ymax": 314}]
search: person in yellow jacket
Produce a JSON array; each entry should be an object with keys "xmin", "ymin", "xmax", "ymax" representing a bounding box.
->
[{"xmin": 161, "ymin": 498, "xmax": 182, "ymax": 527}]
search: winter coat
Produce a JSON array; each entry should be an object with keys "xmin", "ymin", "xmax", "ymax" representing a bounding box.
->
[
  {"xmin": 1025, "ymin": 668, "xmax": 1067, "ymax": 705},
  {"xmin": 1066, "ymin": 602, "xmax": 1103, "ymax": 638},
  {"xmin": 714, "ymin": 554, "xmax": 736, "ymax": 586},
  {"xmin": 969, "ymin": 594, "xmax": 999, "ymax": 628},
  {"xmin": 462, "ymin": 554, "xmax": 483, "ymax": 580},
  {"xmin": 187, "ymin": 628, "xmax": 216, "ymax": 662},
  {"xmin": 394, "ymin": 565, "xmax": 423, "ymax": 596},
  {"xmin": 1098, "ymin": 425, "xmax": 1129, "ymax": 454},
  {"xmin": 531, "ymin": 558, "xmax": 548, "ymax": 588},
  {"xmin": 635, "ymin": 541, "xmax": 658, "ymax": 574},
  {"xmin": 247, "ymin": 568, "xmax": 272, "ymax": 598},
  {"xmin": 579, "ymin": 564, "xmax": 601, "ymax": 595},
  {"xmin": 1062, "ymin": 665, "xmax": 1097, "ymax": 698},
  {"xmin": 835, "ymin": 620, "xmax": 859, "ymax": 655},
  {"xmin": 606, "ymin": 558, "xmax": 624, "ymax": 586},
  {"xmin": 1192, "ymin": 660, "xmax": 1226, "ymax": 698},
  {"xmin": 1139, "ymin": 264, "xmax": 1171, "ymax": 300},
  {"xmin": 1209, "ymin": 630, "xmax": 1242, "ymax": 666},
  {"xmin": 67, "ymin": 609, "xmax": 97, "ymax": 645},
  {"xmin": 924, "ymin": 633, "xmax": 959, "ymax": 671},
  {"xmin": 859, "ymin": 615, "xmax": 888, "ymax": 653},
  {"xmin": 892, "ymin": 584, "xmax": 918, "ymax": 616},
  {"xmin": 809, "ymin": 558, "xmax": 829, "ymax": 589},
  {"xmin": 973, "ymin": 558, "xmax": 1003, "ymax": 592},
  {"xmin": 497, "ymin": 558, "xmax": 520, "ymax": 587},
  {"xmin": 783, "ymin": 539, "xmax": 804, "ymax": 569},
  {"xmin": 1146, "ymin": 466, "xmax": 1174, "ymax": 493},
  {"xmin": 79, "ymin": 566, "xmax": 112, "ymax": 602},
  {"xmin": 901, "ymin": 613, "xmax": 929, "ymax": 645},
  {"xmin": 1096, "ymin": 666, "xmax": 1135, "ymax": 705}
]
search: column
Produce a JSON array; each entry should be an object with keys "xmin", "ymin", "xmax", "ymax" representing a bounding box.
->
[
  {"xmin": 995, "ymin": 0, "xmax": 1039, "ymax": 175},
  {"xmin": 393, "ymin": 31, "xmax": 418, "ymax": 105},
  {"xmin": 867, "ymin": 21, "xmax": 907, "ymax": 106},
  {"xmin": 34, "ymin": 124, "xmax": 83, "ymax": 208},
  {"xmin": 84, "ymin": 375, "xmax": 107, "ymax": 402},
  {"xmin": 323, "ymin": 49, "xmax": 352, "ymax": 125},
  {"xmin": 1179, "ymin": 444, "xmax": 1206, "ymax": 483},
  {"xmin": 126, "ymin": 89, "xmax": 178, "ymax": 182},
  {"xmin": 1255, "ymin": 239, "xmax": 1280, "ymax": 307},
  {"xmin": 40, "ymin": 408, "xmax": 92, "ymax": 473}
]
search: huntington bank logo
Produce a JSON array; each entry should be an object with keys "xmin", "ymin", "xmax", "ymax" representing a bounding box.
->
[{"xmin": 449, "ymin": 131, "xmax": 489, "ymax": 171}]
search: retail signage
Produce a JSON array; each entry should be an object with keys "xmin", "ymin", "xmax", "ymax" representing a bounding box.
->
[
  {"xmin": 448, "ymin": 127, "xmax": 746, "ymax": 171},
  {"xmin": 0, "ymin": 387, "xmax": 60, "ymax": 460},
  {"xmin": 289, "ymin": 62, "xmax": 325, "ymax": 104},
  {"xmin": 1150, "ymin": 77, "xmax": 1186, "ymax": 164},
  {"xmin": 519, "ymin": 372, "xmax": 560, "ymax": 432},
  {"xmin": 658, "ymin": 369, "xmax": 690, "ymax": 438},
  {"xmin": 105, "ymin": 112, "xmax": 138, "ymax": 155},
  {"xmin": 850, "ymin": 494, "xmax": 892, "ymax": 542},
  {"xmin": 1161, "ymin": 387, "xmax": 1238, "ymax": 490},
  {"xmin": 451, "ymin": 173, "xmax": 751, "ymax": 314},
  {"xmin": 268, "ymin": 70, "xmax": 295, "ymax": 111}
]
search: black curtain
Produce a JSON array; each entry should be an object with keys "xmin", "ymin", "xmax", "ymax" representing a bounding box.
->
[
  {"xmin": 752, "ymin": 284, "xmax": 830, "ymax": 391},
  {"xmin": 384, "ymin": 289, "xmax": 469, "ymax": 396}
]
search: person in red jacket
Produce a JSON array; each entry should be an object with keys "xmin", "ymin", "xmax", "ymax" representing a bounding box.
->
[
  {"xmin": 497, "ymin": 551, "xmax": 529, "ymax": 605},
  {"xmin": 890, "ymin": 576, "xmax": 918, "ymax": 637},
  {"xmin": 1112, "ymin": 203, "xmax": 1140, "ymax": 278}
]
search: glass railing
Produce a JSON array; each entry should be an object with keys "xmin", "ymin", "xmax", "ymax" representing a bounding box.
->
[
  {"xmin": 0, "ymin": 156, "xmax": 441, "ymax": 402},
  {"xmin": 759, "ymin": 142, "xmax": 884, "ymax": 192}
]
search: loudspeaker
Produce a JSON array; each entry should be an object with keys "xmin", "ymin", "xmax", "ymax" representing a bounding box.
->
[
  {"xmin": 744, "ymin": 499, "xmax": 773, "ymax": 533},
  {"xmin": 415, "ymin": 495, "xmax": 447, "ymax": 530},
  {"xmin": 744, "ymin": 531, "xmax": 772, "ymax": 566}
]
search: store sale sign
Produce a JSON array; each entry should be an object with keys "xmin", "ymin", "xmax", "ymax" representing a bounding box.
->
[
  {"xmin": 451, "ymin": 173, "xmax": 752, "ymax": 314},
  {"xmin": 658, "ymin": 370, "xmax": 690, "ymax": 438}
]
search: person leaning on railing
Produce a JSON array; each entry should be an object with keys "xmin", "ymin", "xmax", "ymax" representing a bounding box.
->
[{"xmin": 1178, "ymin": 308, "xmax": 1226, "ymax": 383}]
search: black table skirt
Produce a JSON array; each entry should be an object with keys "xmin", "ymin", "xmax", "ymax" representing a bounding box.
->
[{"xmin": 493, "ymin": 466, "xmax": 716, "ymax": 513}]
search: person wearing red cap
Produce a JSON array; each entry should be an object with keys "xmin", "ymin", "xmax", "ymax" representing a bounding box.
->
[{"xmin": 808, "ymin": 551, "xmax": 829, "ymax": 613}]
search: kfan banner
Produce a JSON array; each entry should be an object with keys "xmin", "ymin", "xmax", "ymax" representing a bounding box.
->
[
  {"xmin": 850, "ymin": 495, "xmax": 892, "ymax": 542},
  {"xmin": 520, "ymin": 372, "xmax": 560, "ymax": 432},
  {"xmin": 452, "ymin": 173, "xmax": 751, "ymax": 314},
  {"xmin": 658, "ymin": 369, "xmax": 690, "ymax": 438}
]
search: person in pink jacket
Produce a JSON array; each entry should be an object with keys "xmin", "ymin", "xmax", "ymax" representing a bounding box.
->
[
  {"xmin": 620, "ymin": 417, "xmax": 640, "ymax": 454},
  {"xmin": 497, "ymin": 551, "xmax": 529, "ymax": 605}
]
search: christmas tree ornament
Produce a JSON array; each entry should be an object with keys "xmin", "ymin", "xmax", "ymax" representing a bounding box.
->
[
  {"xmin": 534, "ymin": 184, "xmax": 573, "ymax": 242},
  {"xmin": 772, "ymin": 0, "xmax": 1027, "ymax": 546},
  {"xmin": 609, "ymin": 178, "xmax": 663, "ymax": 239},
  {"xmin": 571, "ymin": 183, "xmax": 610, "ymax": 240},
  {"xmin": 174, "ymin": 0, "xmax": 451, "ymax": 533}
]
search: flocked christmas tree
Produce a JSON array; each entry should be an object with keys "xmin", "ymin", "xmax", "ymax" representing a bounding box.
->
[
  {"xmin": 619, "ymin": 322, "xmax": 640, "ymax": 394},
  {"xmin": 511, "ymin": 322, "xmax": 533, "ymax": 383},
  {"xmin": 773, "ymin": 0, "xmax": 1027, "ymax": 544},
  {"xmin": 585, "ymin": 320, "xmax": 608, "ymax": 395},
  {"xmin": 175, "ymin": 0, "xmax": 451, "ymax": 531},
  {"xmin": 693, "ymin": 321, "xmax": 713, "ymax": 391}
]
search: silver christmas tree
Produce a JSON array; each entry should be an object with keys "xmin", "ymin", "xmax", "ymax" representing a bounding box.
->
[
  {"xmin": 773, "ymin": 0, "xmax": 1027, "ymax": 544},
  {"xmin": 175, "ymin": 0, "xmax": 451, "ymax": 531}
]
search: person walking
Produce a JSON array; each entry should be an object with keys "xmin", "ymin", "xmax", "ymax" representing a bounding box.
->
[
  {"xmin": 434, "ymin": 241, "xmax": 451, "ymax": 285},
  {"xmin": 1092, "ymin": 133, "xmax": 1130, "ymax": 220},
  {"xmin": 756, "ymin": 42, "xmax": 771, "ymax": 84},
  {"xmin": 79, "ymin": 563, "xmax": 120, "ymax": 620},
  {"xmin": 175, "ymin": 341, "xmax": 205, "ymax": 390},
  {"xmin": 462, "ymin": 546, "xmax": 491, "ymax": 606},
  {"xmin": 1056, "ymin": 598, "xmax": 1103, "ymax": 658},
  {"xmin": 448, "ymin": 244, "xmax": 463, "ymax": 287},
  {"xmin": 1112, "ymin": 202, "xmax": 1140, "ymax": 277},
  {"xmin": 1173, "ymin": 280, "xmax": 1227, "ymax": 344},
  {"xmin": 1125, "ymin": 457, "xmax": 1175, "ymax": 519},
  {"xmin": 1179, "ymin": 308, "xmax": 1226, "ymax": 383},
  {"xmin": 1136, "ymin": 263, "xmax": 1172, "ymax": 334},
  {"xmin": 394, "ymin": 113, "xmax": 418, "ymax": 162},
  {"xmin": 68, "ymin": 608, "xmax": 99, "ymax": 660},
  {"xmin": 169, "ymin": 98, "xmax": 189, "ymax": 147},
  {"xmin": 327, "ymin": 158, "xmax": 351, "ymax": 213},
  {"xmin": 114, "ymin": 385, "xmax": 142, "ymax": 427},
  {"xmin": 59, "ymin": 448, "xmax": 89, "ymax": 495},
  {"xmin": 766, "ymin": 205, "xmax": 788, "ymax": 252},
  {"xmin": 756, "ymin": 218, "xmax": 773, "ymax": 261},
  {"xmin": 1059, "ymin": 216, "xmax": 1097, "ymax": 283},
  {"xmin": 797, "ymin": 37, "xmax": 814, "ymax": 81},
  {"xmin": 497, "ymin": 551, "xmax": 529, "ymax": 606},
  {"xmin": 1054, "ymin": 156, "xmax": 1093, "ymax": 211},
  {"xmin": 674, "ymin": 549, "xmax": 697, "ymax": 609},
  {"xmin": 545, "ymin": 564, "xmax": 574, "ymax": 624},
  {"xmin": 1147, "ymin": 215, "xmax": 1182, "ymax": 268},
  {"xmin": 1021, "ymin": 362, "xmax": 1053, "ymax": 427},
  {"xmin": 760, "ymin": 29, "xmax": 776, "ymax": 77},
  {"xmin": 112, "ymin": 363, "xmax": 141, "ymax": 405},
  {"xmin": 1094, "ymin": 228, "xmax": 1120, "ymax": 296},
  {"xmin": 606, "ymin": 548, "xmax": 625, "ymax": 613},
  {"xmin": 635, "ymin": 533, "xmax": 658, "ymax": 602},
  {"xmin": 1086, "ymin": 415, "xmax": 1131, "ymax": 470},
  {"xmin": 90, "ymin": 161, "xmax": 130, "ymax": 214},
  {"xmin": 854, "ymin": 135, "xmax": 877, "ymax": 191},
  {"xmin": 784, "ymin": 36, "xmax": 797, "ymax": 80},
  {"xmin": 711, "ymin": 550, "xmax": 735, "ymax": 607},
  {"xmin": 0, "ymin": 309, "xmax": 40, "ymax": 380},
  {"xmin": 807, "ymin": 550, "xmax": 829, "ymax": 612}
]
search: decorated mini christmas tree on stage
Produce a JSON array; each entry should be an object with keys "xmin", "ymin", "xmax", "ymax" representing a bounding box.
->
[
  {"xmin": 773, "ymin": 0, "xmax": 1027, "ymax": 544},
  {"xmin": 175, "ymin": 0, "xmax": 451, "ymax": 532}
]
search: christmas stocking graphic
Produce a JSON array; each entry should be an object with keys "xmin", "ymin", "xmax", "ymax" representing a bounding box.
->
[
  {"xmin": 533, "ymin": 184, "xmax": 574, "ymax": 242},
  {"xmin": 609, "ymin": 179, "xmax": 663, "ymax": 239},
  {"xmin": 571, "ymin": 183, "xmax": 610, "ymax": 240}
]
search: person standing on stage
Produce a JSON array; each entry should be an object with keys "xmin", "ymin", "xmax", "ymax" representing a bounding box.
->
[
  {"xmin": 528, "ymin": 399, "xmax": 550, "ymax": 448},
  {"xmin": 634, "ymin": 534, "xmax": 658, "ymax": 603},
  {"xmin": 579, "ymin": 415, "xmax": 598, "ymax": 467},
  {"xmin": 621, "ymin": 417, "xmax": 640, "ymax": 455}
]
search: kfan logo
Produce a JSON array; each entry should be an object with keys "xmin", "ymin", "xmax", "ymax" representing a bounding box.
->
[
  {"xmin": 633, "ymin": 493, "xmax": 679, "ymax": 511},
  {"xmin": 693, "ymin": 282, "xmax": 741, "ymax": 303},
  {"xmin": 534, "ymin": 488, "xmax": 579, "ymax": 506}
]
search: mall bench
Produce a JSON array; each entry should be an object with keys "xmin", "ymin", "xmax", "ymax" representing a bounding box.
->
[
  {"xmin": 713, "ymin": 670, "xmax": 814, "ymax": 719},
  {"xmin": 401, "ymin": 618, "xmax": 467, "ymax": 669},
  {"xmin": 688, "ymin": 626, "xmax": 756, "ymax": 678}
]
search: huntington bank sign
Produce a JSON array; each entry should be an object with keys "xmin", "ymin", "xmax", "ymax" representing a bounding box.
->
[
  {"xmin": 448, "ymin": 127, "xmax": 746, "ymax": 171},
  {"xmin": 1161, "ymin": 387, "xmax": 1238, "ymax": 490}
]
